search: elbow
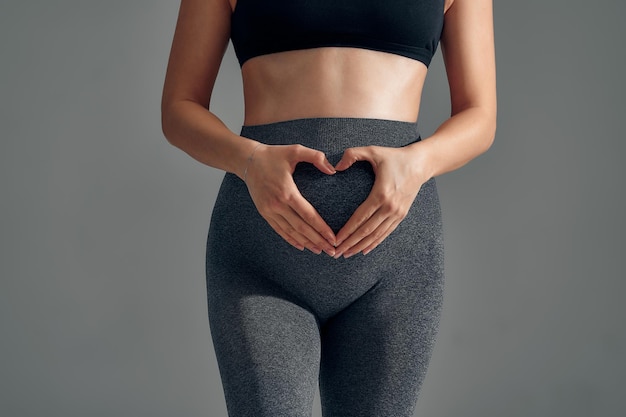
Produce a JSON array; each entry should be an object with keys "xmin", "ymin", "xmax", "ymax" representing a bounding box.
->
[
  {"xmin": 160, "ymin": 102, "xmax": 178, "ymax": 147},
  {"xmin": 451, "ymin": 100, "xmax": 497, "ymax": 154},
  {"xmin": 456, "ymin": 106, "xmax": 496, "ymax": 155},
  {"xmin": 482, "ymin": 117, "xmax": 497, "ymax": 153},
  {"xmin": 476, "ymin": 104, "xmax": 497, "ymax": 154},
  {"xmin": 161, "ymin": 115, "xmax": 172, "ymax": 145},
  {"xmin": 452, "ymin": 94, "xmax": 497, "ymax": 155},
  {"xmin": 484, "ymin": 98, "xmax": 498, "ymax": 151}
]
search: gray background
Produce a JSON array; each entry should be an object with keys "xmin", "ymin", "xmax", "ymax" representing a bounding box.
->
[{"xmin": 1, "ymin": 1, "xmax": 624, "ymax": 416}]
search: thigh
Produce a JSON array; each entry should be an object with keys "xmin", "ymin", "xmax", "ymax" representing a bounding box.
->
[
  {"xmin": 206, "ymin": 266, "xmax": 321, "ymax": 417},
  {"xmin": 318, "ymin": 241, "xmax": 444, "ymax": 417}
]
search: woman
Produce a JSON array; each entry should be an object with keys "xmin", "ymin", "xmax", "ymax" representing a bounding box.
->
[{"xmin": 161, "ymin": 0, "xmax": 496, "ymax": 415}]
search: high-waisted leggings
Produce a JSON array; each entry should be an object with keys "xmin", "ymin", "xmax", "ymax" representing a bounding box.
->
[{"xmin": 206, "ymin": 117, "xmax": 444, "ymax": 417}]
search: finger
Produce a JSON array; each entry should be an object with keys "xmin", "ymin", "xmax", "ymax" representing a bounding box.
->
[
  {"xmin": 255, "ymin": 178, "xmax": 335, "ymax": 252},
  {"xmin": 274, "ymin": 200, "xmax": 335, "ymax": 256},
  {"xmin": 268, "ymin": 215, "xmax": 323, "ymax": 254},
  {"xmin": 281, "ymin": 206, "xmax": 336, "ymax": 256},
  {"xmin": 273, "ymin": 214, "xmax": 322, "ymax": 254},
  {"xmin": 265, "ymin": 217, "xmax": 306, "ymax": 251},
  {"xmin": 287, "ymin": 188, "xmax": 337, "ymax": 246},
  {"xmin": 362, "ymin": 218, "xmax": 402, "ymax": 255},
  {"xmin": 293, "ymin": 145, "xmax": 336, "ymax": 175},
  {"xmin": 334, "ymin": 146, "xmax": 375, "ymax": 172},
  {"xmin": 341, "ymin": 216, "xmax": 397, "ymax": 258},
  {"xmin": 335, "ymin": 213, "xmax": 386, "ymax": 258},
  {"xmin": 335, "ymin": 193, "xmax": 382, "ymax": 246}
]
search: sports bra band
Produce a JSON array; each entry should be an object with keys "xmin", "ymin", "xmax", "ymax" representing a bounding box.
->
[{"xmin": 230, "ymin": 0, "xmax": 445, "ymax": 68}]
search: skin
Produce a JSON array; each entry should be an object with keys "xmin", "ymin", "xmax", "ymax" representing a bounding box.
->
[{"xmin": 161, "ymin": 0, "xmax": 497, "ymax": 258}]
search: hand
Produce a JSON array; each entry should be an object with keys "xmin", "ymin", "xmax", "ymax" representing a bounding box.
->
[
  {"xmin": 332, "ymin": 144, "xmax": 431, "ymax": 258},
  {"xmin": 243, "ymin": 143, "xmax": 338, "ymax": 256}
]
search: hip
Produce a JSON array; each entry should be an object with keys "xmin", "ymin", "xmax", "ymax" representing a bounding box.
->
[{"xmin": 206, "ymin": 117, "xmax": 444, "ymax": 316}]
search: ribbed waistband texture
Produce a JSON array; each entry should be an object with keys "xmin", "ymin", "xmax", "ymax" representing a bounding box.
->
[{"xmin": 240, "ymin": 117, "xmax": 421, "ymax": 156}]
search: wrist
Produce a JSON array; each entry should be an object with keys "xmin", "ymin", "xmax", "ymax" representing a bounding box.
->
[
  {"xmin": 405, "ymin": 139, "xmax": 437, "ymax": 181},
  {"xmin": 242, "ymin": 142, "xmax": 264, "ymax": 183},
  {"xmin": 232, "ymin": 139, "xmax": 263, "ymax": 181}
]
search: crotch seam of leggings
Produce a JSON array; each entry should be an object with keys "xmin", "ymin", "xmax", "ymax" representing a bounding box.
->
[{"xmin": 319, "ymin": 274, "xmax": 385, "ymax": 327}]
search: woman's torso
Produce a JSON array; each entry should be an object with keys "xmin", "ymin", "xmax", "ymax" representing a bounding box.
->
[{"xmin": 228, "ymin": 0, "xmax": 450, "ymax": 126}]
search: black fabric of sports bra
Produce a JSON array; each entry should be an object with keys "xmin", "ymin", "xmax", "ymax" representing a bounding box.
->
[{"xmin": 230, "ymin": 0, "xmax": 445, "ymax": 68}]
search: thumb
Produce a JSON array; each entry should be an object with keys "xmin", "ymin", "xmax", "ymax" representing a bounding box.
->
[
  {"xmin": 335, "ymin": 147, "xmax": 372, "ymax": 171},
  {"xmin": 296, "ymin": 146, "xmax": 336, "ymax": 175}
]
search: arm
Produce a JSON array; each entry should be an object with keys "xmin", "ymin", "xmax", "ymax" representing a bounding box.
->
[
  {"xmin": 333, "ymin": 0, "xmax": 497, "ymax": 257},
  {"xmin": 161, "ymin": 0, "xmax": 337, "ymax": 255},
  {"xmin": 161, "ymin": 0, "xmax": 259, "ymax": 177},
  {"xmin": 409, "ymin": 0, "xmax": 497, "ymax": 179}
]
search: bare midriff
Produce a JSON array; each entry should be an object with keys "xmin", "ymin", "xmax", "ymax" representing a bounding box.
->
[{"xmin": 239, "ymin": 47, "xmax": 429, "ymax": 126}]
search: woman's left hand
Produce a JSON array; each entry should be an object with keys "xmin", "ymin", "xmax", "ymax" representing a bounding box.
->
[{"xmin": 333, "ymin": 144, "xmax": 431, "ymax": 258}]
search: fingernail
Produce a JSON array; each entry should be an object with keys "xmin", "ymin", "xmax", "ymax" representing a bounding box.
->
[
  {"xmin": 324, "ymin": 248, "xmax": 336, "ymax": 257},
  {"xmin": 343, "ymin": 252, "xmax": 355, "ymax": 259},
  {"xmin": 325, "ymin": 160, "xmax": 336, "ymax": 173},
  {"xmin": 310, "ymin": 247, "xmax": 322, "ymax": 255},
  {"xmin": 333, "ymin": 251, "xmax": 343, "ymax": 259}
]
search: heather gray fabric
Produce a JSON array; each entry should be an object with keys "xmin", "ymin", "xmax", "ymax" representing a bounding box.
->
[{"xmin": 205, "ymin": 117, "xmax": 444, "ymax": 416}]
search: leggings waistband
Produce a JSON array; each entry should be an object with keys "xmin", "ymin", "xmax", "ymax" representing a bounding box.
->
[{"xmin": 240, "ymin": 117, "xmax": 421, "ymax": 155}]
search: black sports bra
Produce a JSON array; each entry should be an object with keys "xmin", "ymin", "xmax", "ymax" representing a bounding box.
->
[{"xmin": 230, "ymin": 0, "xmax": 445, "ymax": 68}]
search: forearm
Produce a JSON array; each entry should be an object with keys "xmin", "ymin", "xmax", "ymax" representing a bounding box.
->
[
  {"xmin": 161, "ymin": 99, "xmax": 260, "ymax": 180},
  {"xmin": 410, "ymin": 106, "xmax": 496, "ymax": 179}
]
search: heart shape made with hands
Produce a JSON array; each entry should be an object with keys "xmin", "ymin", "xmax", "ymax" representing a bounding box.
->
[{"xmin": 293, "ymin": 159, "xmax": 375, "ymax": 234}]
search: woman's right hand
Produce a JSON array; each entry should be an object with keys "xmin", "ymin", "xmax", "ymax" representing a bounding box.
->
[{"xmin": 242, "ymin": 143, "xmax": 338, "ymax": 256}]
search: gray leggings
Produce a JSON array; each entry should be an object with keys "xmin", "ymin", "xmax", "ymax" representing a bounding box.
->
[{"xmin": 206, "ymin": 117, "xmax": 444, "ymax": 417}]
